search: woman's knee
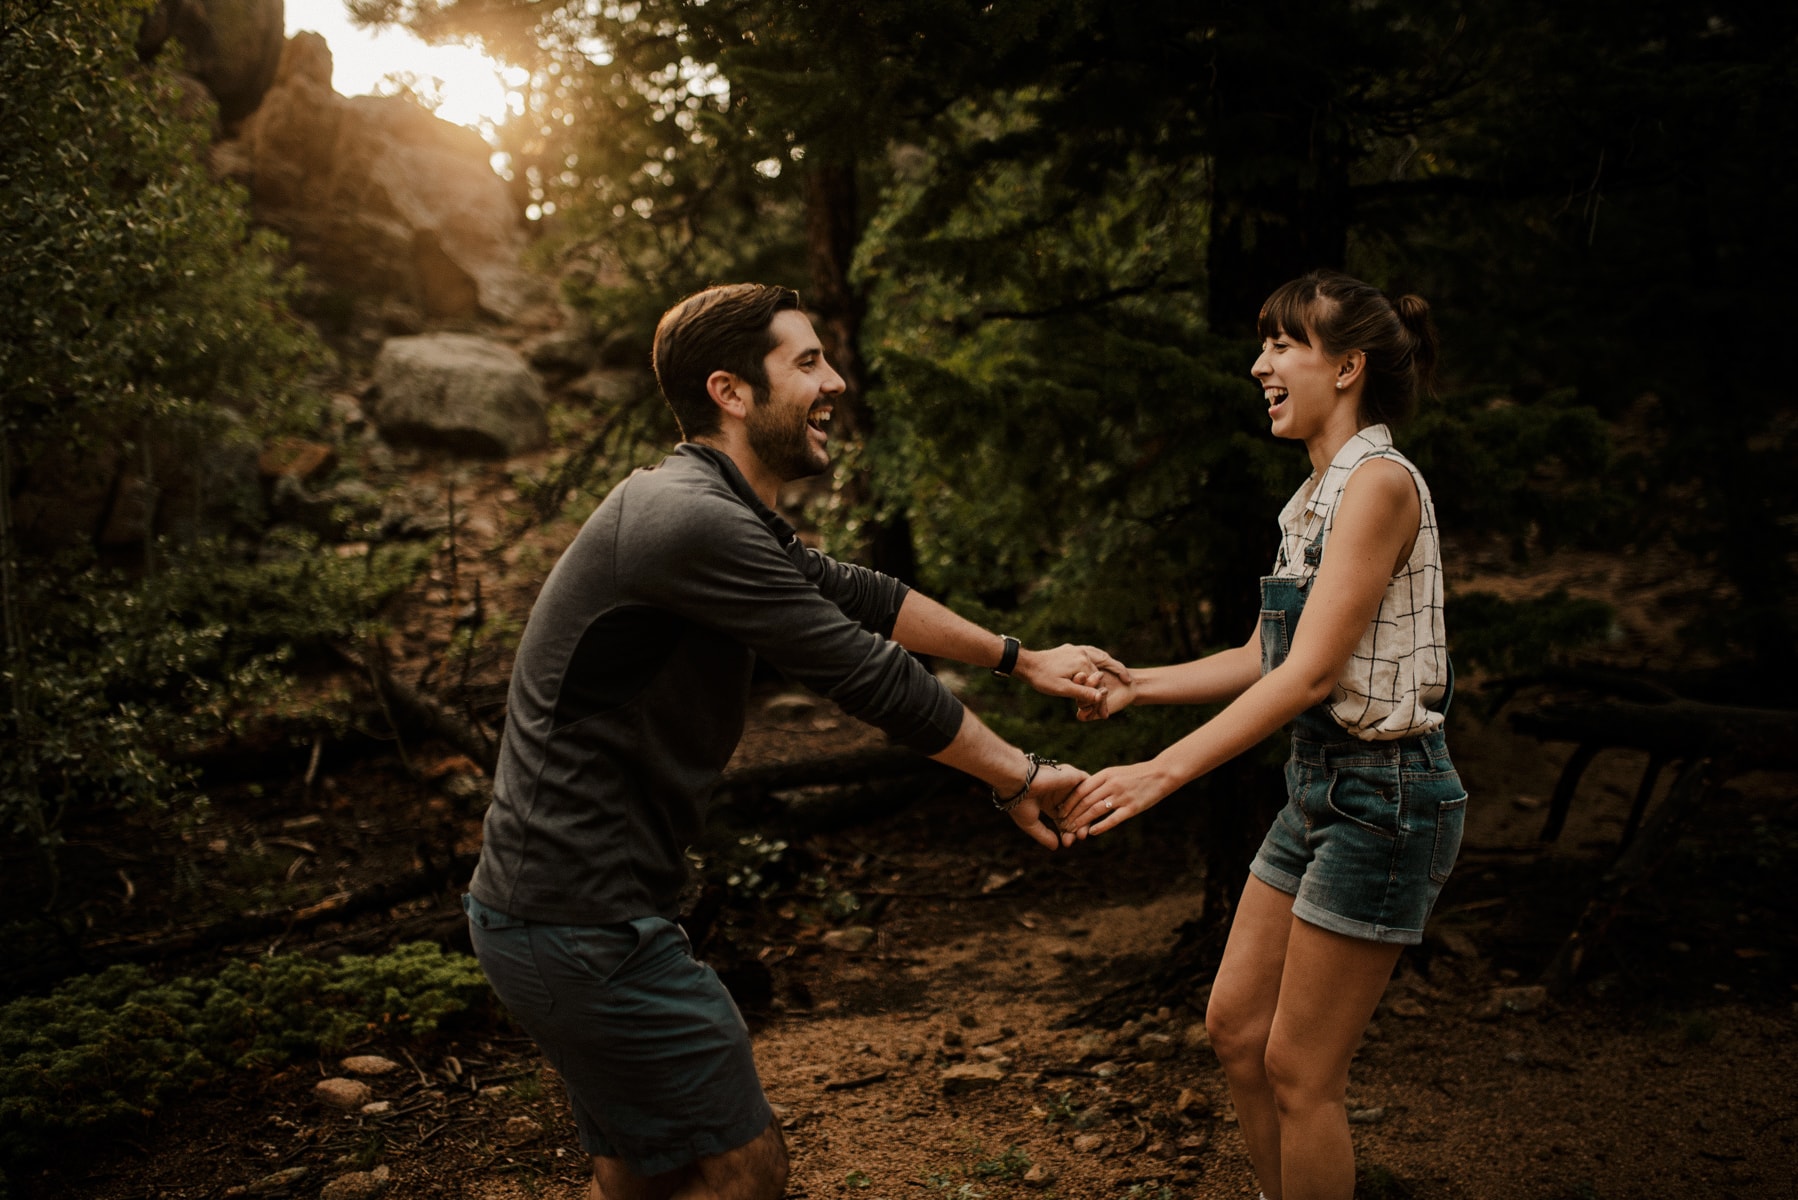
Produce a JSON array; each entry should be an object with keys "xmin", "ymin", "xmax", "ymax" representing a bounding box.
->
[
  {"xmin": 1262, "ymin": 1034, "xmax": 1347, "ymax": 1113},
  {"xmin": 1205, "ymin": 992, "xmax": 1271, "ymax": 1068}
]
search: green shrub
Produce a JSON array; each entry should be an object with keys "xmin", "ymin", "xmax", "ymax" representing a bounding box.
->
[
  {"xmin": 1444, "ymin": 589, "xmax": 1616, "ymax": 679},
  {"xmin": 0, "ymin": 944, "xmax": 492, "ymax": 1166},
  {"xmin": 2, "ymin": 534, "xmax": 428, "ymax": 892}
]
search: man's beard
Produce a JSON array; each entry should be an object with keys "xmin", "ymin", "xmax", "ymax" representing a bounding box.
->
[{"xmin": 744, "ymin": 389, "xmax": 828, "ymax": 482}]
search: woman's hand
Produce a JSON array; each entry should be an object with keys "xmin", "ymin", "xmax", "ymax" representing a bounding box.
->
[
  {"xmin": 1055, "ymin": 759, "xmax": 1181, "ymax": 843},
  {"xmin": 1016, "ymin": 644, "xmax": 1132, "ymax": 706},
  {"xmin": 1074, "ymin": 668, "xmax": 1136, "ymax": 721}
]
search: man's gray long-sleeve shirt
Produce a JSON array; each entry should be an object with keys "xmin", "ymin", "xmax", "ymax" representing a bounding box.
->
[{"xmin": 469, "ymin": 443, "xmax": 965, "ymax": 926}]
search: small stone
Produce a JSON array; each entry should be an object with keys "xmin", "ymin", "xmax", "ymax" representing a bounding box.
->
[
  {"xmin": 1092, "ymin": 1061, "xmax": 1121, "ymax": 1078},
  {"xmin": 1175, "ymin": 1087, "xmax": 1212, "ymax": 1116},
  {"xmin": 1387, "ymin": 997, "xmax": 1428, "ymax": 1019},
  {"xmin": 314, "ymin": 1078, "xmax": 372, "ymax": 1110},
  {"xmin": 1137, "ymin": 1032, "xmax": 1177, "ymax": 1059},
  {"xmin": 1474, "ymin": 984, "xmax": 1550, "ymax": 1020},
  {"xmin": 1072, "ymin": 1133, "xmax": 1106, "ymax": 1153},
  {"xmin": 1180, "ymin": 1021, "xmax": 1211, "ymax": 1051},
  {"xmin": 1072, "ymin": 1032, "xmax": 1112, "ymax": 1061},
  {"xmin": 1072, "ymin": 1103, "xmax": 1110, "ymax": 1130},
  {"xmin": 1023, "ymin": 1163, "xmax": 1056, "ymax": 1188},
  {"xmin": 1178, "ymin": 1132, "xmax": 1209, "ymax": 1152},
  {"xmin": 940, "ymin": 1061, "xmax": 1005, "ymax": 1094},
  {"xmin": 1348, "ymin": 1106, "xmax": 1386, "ymax": 1124},
  {"xmin": 504, "ymin": 1116, "xmax": 544, "ymax": 1140},
  {"xmin": 1432, "ymin": 929, "xmax": 1480, "ymax": 959},
  {"xmin": 764, "ymin": 691, "xmax": 818, "ymax": 719},
  {"xmin": 1513, "ymin": 794, "xmax": 1543, "ymax": 811},
  {"xmin": 360, "ymin": 1101, "xmax": 392, "ymax": 1115},
  {"xmin": 974, "ymin": 1044, "xmax": 1006, "ymax": 1061},
  {"xmin": 341, "ymin": 1055, "xmax": 402, "ymax": 1076},
  {"xmin": 477, "ymin": 1086, "xmax": 508, "ymax": 1099},
  {"xmin": 822, "ymin": 926, "xmax": 877, "ymax": 953},
  {"xmin": 319, "ymin": 1166, "xmax": 391, "ymax": 1200},
  {"xmin": 245, "ymin": 1166, "xmax": 309, "ymax": 1193}
]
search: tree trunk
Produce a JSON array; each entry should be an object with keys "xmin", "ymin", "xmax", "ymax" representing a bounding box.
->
[{"xmin": 803, "ymin": 160, "xmax": 919, "ymax": 584}]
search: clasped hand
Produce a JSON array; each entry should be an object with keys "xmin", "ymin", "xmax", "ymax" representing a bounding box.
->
[
  {"xmin": 1018, "ymin": 644, "xmax": 1132, "ymax": 708},
  {"xmin": 1004, "ymin": 759, "xmax": 1089, "ymax": 850}
]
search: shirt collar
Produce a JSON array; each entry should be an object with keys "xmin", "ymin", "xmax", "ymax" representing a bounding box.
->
[
  {"xmin": 1304, "ymin": 424, "xmax": 1395, "ymax": 519},
  {"xmin": 672, "ymin": 442, "xmax": 798, "ymax": 545}
]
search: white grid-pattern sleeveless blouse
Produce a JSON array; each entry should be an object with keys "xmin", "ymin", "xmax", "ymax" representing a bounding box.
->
[{"xmin": 1271, "ymin": 424, "xmax": 1450, "ymax": 740}]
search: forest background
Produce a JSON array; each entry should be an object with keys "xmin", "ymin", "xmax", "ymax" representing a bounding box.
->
[{"xmin": 2, "ymin": 0, "xmax": 1796, "ymax": 1193}]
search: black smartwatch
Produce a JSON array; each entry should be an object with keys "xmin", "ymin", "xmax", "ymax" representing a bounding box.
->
[{"xmin": 992, "ymin": 634, "xmax": 1021, "ymax": 677}]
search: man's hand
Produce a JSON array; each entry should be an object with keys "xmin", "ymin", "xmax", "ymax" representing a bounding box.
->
[
  {"xmin": 1073, "ymin": 668, "xmax": 1136, "ymax": 721},
  {"xmin": 1016, "ymin": 644, "xmax": 1133, "ymax": 708},
  {"xmin": 1004, "ymin": 760, "xmax": 1088, "ymax": 850},
  {"xmin": 1054, "ymin": 759, "xmax": 1178, "ymax": 845}
]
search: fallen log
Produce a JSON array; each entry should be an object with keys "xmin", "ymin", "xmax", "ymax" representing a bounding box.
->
[
  {"xmin": 1511, "ymin": 698, "xmax": 1798, "ymax": 769},
  {"xmin": 1510, "ymin": 691, "xmax": 1798, "ymax": 993},
  {"xmin": 333, "ymin": 642, "xmax": 500, "ymax": 776},
  {"xmin": 1540, "ymin": 757, "xmax": 1713, "ymax": 995},
  {"xmin": 2, "ymin": 851, "xmax": 481, "ymax": 996}
]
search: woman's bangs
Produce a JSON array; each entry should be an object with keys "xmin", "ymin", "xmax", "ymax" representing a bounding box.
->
[{"xmin": 1256, "ymin": 279, "xmax": 1320, "ymax": 344}]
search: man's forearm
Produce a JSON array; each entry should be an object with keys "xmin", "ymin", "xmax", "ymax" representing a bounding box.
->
[
  {"xmin": 890, "ymin": 589, "xmax": 1011, "ymax": 670},
  {"xmin": 929, "ymin": 706, "xmax": 1029, "ymax": 792}
]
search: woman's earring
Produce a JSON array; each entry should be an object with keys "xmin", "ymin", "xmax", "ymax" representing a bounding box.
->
[{"xmin": 1335, "ymin": 381, "xmax": 1345, "ymax": 389}]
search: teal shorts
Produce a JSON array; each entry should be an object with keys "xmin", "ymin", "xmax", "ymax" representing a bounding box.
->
[
  {"xmin": 462, "ymin": 893, "xmax": 773, "ymax": 1175},
  {"xmin": 1249, "ymin": 728, "xmax": 1466, "ymax": 945}
]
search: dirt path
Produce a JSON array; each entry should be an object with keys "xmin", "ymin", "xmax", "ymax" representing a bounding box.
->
[{"xmin": 30, "ymin": 693, "xmax": 1795, "ymax": 1200}]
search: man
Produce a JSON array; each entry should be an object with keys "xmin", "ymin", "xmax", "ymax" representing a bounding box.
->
[{"xmin": 465, "ymin": 283, "xmax": 1125, "ymax": 1200}]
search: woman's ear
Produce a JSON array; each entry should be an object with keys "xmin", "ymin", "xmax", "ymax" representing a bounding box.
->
[
  {"xmin": 1336, "ymin": 349, "xmax": 1366, "ymax": 391},
  {"xmin": 706, "ymin": 370, "xmax": 749, "ymax": 420}
]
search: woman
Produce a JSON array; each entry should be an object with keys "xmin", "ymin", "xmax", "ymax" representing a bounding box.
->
[{"xmin": 1057, "ymin": 270, "xmax": 1464, "ymax": 1200}]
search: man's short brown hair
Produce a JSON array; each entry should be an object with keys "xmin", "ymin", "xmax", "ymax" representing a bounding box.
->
[{"xmin": 652, "ymin": 284, "xmax": 802, "ymax": 439}]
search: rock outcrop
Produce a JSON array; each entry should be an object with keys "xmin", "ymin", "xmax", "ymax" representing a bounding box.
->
[
  {"xmin": 218, "ymin": 32, "xmax": 536, "ymax": 323},
  {"xmin": 365, "ymin": 334, "xmax": 548, "ymax": 458},
  {"xmin": 137, "ymin": 0, "xmax": 286, "ymax": 127}
]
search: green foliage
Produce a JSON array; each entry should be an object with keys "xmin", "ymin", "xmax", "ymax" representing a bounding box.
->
[
  {"xmin": 1444, "ymin": 589, "xmax": 1616, "ymax": 678},
  {"xmin": 970, "ymin": 1145, "xmax": 1031, "ymax": 1181},
  {"xmin": 0, "ymin": 0, "xmax": 326, "ymax": 454},
  {"xmin": 0, "ymin": 0, "xmax": 409, "ymax": 888},
  {"xmin": 0, "ymin": 944, "xmax": 491, "ymax": 1166},
  {"xmin": 1, "ymin": 535, "xmax": 426, "ymax": 880}
]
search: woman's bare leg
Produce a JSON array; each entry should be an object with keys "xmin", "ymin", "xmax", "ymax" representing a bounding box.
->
[
  {"xmin": 1263, "ymin": 919, "xmax": 1401, "ymax": 1200},
  {"xmin": 1206, "ymin": 876, "xmax": 1299, "ymax": 1199}
]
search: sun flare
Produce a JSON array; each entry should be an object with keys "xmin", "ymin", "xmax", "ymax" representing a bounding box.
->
[{"xmin": 284, "ymin": 0, "xmax": 524, "ymax": 134}]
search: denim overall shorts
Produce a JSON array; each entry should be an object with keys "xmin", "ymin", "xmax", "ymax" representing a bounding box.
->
[{"xmin": 1248, "ymin": 524, "xmax": 1467, "ymax": 944}]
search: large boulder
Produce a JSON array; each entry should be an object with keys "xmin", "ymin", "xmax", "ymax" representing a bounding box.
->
[
  {"xmin": 365, "ymin": 334, "xmax": 548, "ymax": 458},
  {"xmin": 218, "ymin": 32, "xmax": 537, "ymax": 323},
  {"xmin": 137, "ymin": 0, "xmax": 286, "ymax": 128}
]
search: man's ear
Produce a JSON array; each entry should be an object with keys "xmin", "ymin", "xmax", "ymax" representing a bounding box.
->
[{"xmin": 705, "ymin": 370, "xmax": 750, "ymax": 421}]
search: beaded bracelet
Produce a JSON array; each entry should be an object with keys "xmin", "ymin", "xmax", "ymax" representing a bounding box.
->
[{"xmin": 992, "ymin": 752, "xmax": 1060, "ymax": 813}]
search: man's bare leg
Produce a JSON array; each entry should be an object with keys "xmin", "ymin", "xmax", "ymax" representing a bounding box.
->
[{"xmin": 591, "ymin": 1120, "xmax": 788, "ymax": 1200}]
